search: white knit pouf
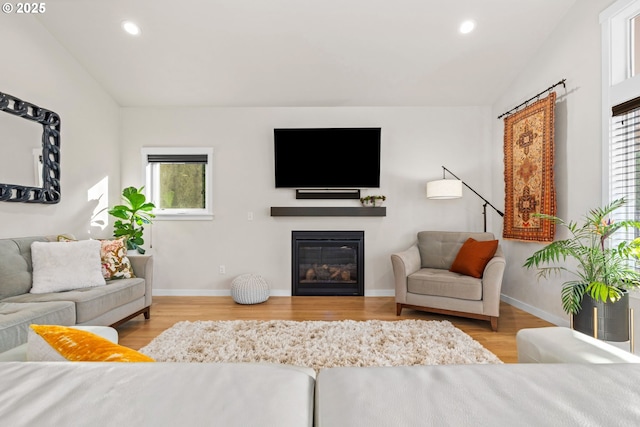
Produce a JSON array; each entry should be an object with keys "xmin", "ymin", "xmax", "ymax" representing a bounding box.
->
[{"xmin": 230, "ymin": 274, "xmax": 270, "ymax": 304}]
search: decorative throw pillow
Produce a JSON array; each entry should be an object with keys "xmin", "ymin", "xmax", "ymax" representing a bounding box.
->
[
  {"xmin": 27, "ymin": 326, "xmax": 118, "ymax": 361},
  {"xmin": 99, "ymin": 238, "xmax": 135, "ymax": 280},
  {"xmin": 28, "ymin": 325, "xmax": 154, "ymax": 362},
  {"xmin": 58, "ymin": 236, "xmax": 134, "ymax": 280},
  {"xmin": 449, "ymin": 238, "xmax": 499, "ymax": 278},
  {"xmin": 30, "ymin": 240, "xmax": 106, "ymax": 294}
]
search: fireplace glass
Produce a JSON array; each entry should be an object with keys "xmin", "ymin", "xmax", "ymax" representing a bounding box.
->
[{"xmin": 292, "ymin": 231, "xmax": 364, "ymax": 296}]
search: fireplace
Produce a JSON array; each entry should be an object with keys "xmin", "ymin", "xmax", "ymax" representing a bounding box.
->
[{"xmin": 291, "ymin": 231, "xmax": 364, "ymax": 296}]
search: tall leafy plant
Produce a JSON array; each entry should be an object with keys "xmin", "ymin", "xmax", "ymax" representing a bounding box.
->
[
  {"xmin": 108, "ymin": 186, "xmax": 155, "ymax": 254},
  {"xmin": 524, "ymin": 198, "xmax": 640, "ymax": 314}
]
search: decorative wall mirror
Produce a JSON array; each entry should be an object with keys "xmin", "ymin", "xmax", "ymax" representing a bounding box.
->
[{"xmin": 0, "ymin": 91, "xmax": 61, "ymax": 203}]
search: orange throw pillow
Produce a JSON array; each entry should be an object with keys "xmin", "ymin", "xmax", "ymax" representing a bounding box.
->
[
  {"xmin": 29, "ymin": 325, "xmax": 154, "ymax": 362},
  {"xmin": 449, "ymin": 238, "xmax": 498, "ymax": 278}
]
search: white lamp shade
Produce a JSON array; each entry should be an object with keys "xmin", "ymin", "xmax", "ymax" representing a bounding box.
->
[{"xmin": 426, "ymin": 179, "xmax": 463, "ymax": 199}]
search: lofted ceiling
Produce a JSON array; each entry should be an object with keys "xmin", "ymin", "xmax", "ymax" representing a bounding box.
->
[{"xmin": 36, "ymin": 0, "xmax": 577, "ymax": 107}]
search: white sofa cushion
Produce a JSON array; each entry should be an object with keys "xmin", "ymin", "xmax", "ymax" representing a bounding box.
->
[
  {"xmin": 315, "ymin": 364, "xmax": 640, "ymax": 426},
  {"xmin": 0, "ymin": 362, "xmax": 315, "ymax": 426}
]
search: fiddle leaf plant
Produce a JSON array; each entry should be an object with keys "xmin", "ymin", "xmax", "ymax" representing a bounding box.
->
[
  {"xmin": 524, "ymin": 198, "xmax": 640, "ymax": 314},
  {"xmin": 108, "ymin": 186, "xmax": 155, "ymax": 254}
]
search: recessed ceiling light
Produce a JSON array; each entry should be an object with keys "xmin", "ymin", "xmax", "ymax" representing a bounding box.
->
[
  {"xmin": 122, "ymin": 21, "xmax": 141, "ymax": 36},
  {"xmin": 459, "ymin": 20, "xmax": 476, "ymax": 34}
]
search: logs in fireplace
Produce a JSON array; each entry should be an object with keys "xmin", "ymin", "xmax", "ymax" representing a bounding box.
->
[{"xmin": 291, "ymin": 231, "xmax": 364, "ymax": 296}]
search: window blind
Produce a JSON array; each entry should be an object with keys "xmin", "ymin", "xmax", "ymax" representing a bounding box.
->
[
  {"xmin": 610, "ymin": 97, "xmax": 640, "ymax": 247},
  {"xmin": 147, "ymin": 154, "xmax": 208, "ymax": 164}
]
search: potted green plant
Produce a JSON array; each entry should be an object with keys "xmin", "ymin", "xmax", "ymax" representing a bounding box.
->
[
  {"xmin": 360, "ymin": 195, "xmax": 386, "ymax": 207},
  {"xmin": 524, "ymin": 198, "xmax": 640, "ymax": 340},
  {"xmin": 108, "ymin": 186, "xmax": 156, "ymax": 254}
]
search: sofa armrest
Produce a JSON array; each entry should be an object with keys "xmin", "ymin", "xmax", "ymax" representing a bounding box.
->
[
  {"xmin": 390, "ymin": 245, "xmax": 421, "ymax": 303},
  {"xmin": 129, "ymin": 255, "xmax": 154, "ymax": 308},
  {"xmin": 517, "ymin": 327, "xmax": 640, "ymax": 363},
  {"xmin": 481, "ymin": 248, "xmax": 505, "ymax": 317}
]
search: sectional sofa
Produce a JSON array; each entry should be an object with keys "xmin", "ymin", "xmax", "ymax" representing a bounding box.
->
[
  {"xmin": 0, "ymin": 235, "xmax": 153, "ymax": 353},
  {"xmin": 1, "ymin": 357, "xmax": 639, "ymax": 426},
  {"xmin": 1, "ymin": 327, "xmax": 640, "ymax": 426}
]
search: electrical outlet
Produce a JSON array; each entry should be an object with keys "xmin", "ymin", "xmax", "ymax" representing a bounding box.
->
[
  {"xmin": 247, "ymin": 211, "xmax": 254, "ymax": 221},
  {"xmin": 219, "ymin": 265, "xmax": 225, "ymax": 275}
]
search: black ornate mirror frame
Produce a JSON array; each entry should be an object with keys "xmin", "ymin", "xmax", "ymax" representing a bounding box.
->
[{"xmin": 0, "ymin": 92, "xmax": 61, "ymax": 203}]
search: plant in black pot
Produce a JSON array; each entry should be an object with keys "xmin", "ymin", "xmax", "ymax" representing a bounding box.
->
[
  {"xmin": 524, "ymin": 198, "xmax": 640, "ymax": 341},
  {"xmin": 108, "ymin": 186, "xmax": 155, "ymax": 254}
]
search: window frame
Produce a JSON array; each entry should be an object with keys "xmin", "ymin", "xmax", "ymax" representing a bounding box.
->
[
  {"xmin": 141, "ymin": 147, "xmax": 214, "ymax": 221},
  {"xmin": 602, "ymin": 1, "xmax": 640, "ymax": 255},
  {"xmin": 602, "ymin": 1, "xmax": 640, "ymax": 203}
]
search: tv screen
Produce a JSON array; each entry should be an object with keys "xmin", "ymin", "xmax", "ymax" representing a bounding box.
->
[{"xmin": 274, "ymin": 127, "xmax": 381, "ymax": 188}]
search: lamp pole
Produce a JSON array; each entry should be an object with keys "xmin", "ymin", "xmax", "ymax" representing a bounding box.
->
[{"xmin": 441, "ymin": 166, "xmax": 504, "ymax": 232}]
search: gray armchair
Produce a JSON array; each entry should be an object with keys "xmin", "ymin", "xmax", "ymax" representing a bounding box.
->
[{"xmin": 391, "ymin": 231, "xmax": 505, "ymax": 331}]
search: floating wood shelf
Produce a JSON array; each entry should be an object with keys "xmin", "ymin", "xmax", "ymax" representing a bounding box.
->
[{"xmin": 270, "ymin": 207, "xmax": 386, "ymax": 217}]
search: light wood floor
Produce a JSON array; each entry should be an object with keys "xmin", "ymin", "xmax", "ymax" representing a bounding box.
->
[{"xmin": 116, "ymin": 296, "xmax": 553, "ymax": 363}]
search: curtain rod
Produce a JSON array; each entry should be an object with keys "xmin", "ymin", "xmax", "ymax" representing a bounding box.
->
[{"xmin": 497, "ymin": 79, "xmax": 566, "ymax": 119}]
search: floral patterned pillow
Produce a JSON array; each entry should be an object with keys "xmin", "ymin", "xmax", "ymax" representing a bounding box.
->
[
  {"xmin": 100, "ymin": 238, "xmax": 135, "ymax": 280},
  {"xmin": 57, "ymin": 236, "xmax": 135, "ymax": 280}
]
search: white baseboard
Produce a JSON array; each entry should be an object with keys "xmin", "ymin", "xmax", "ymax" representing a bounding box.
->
[
  {"xmin": 364, "ymin": 290, "xmax": 395, "ymax": 297},
  {"xmin": 154, "ymin": 289, "xmax": 291, "ymax": 297},
  {"xmin": 500, "ymin": 294, "xmax": 569, "ymax": 327},
  {"xmin": 153, "ymin": 289, "xmax": 395, "ymax": 297},
  {"xmin": 153, "ymin": 289, "xmax": 228, "ymax": 296}
]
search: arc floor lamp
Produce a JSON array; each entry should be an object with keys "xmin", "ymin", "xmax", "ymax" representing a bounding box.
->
[{"xmin": 426, "ymin": 166, "xmax": 504, "ymax": 232}]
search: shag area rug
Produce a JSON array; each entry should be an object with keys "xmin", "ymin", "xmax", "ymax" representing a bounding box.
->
[{"xmin": 140, "ymin": 319, "xmax": 502, "ymax": 370}]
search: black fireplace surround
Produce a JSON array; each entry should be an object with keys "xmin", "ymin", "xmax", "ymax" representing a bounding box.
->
[{"xmin": 291, "ymin": 231, "xmax": 364, "ymax": 296}]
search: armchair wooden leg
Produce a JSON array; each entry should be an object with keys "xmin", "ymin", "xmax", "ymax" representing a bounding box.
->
[
  {"xmin": 396, "ymin": 303, "xmax": 403, "ymax": 316},
  {"xmin": 490, "ymin": 317, "xmax": 498, "ymax": 332}
]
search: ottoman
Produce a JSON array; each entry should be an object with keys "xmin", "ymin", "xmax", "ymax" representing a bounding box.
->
[{"xmin": 231, "ymin": 274, "xmax": 270, "ymax": 304}]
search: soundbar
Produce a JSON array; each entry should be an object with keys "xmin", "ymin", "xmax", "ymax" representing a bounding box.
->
[{"xmin": 295, "ymin": 189, "xmax": 361, "ymax": 200}]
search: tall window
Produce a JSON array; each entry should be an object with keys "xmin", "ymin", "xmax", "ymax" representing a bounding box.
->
[
  {"xmin": 142, "ymin": 147, "xmax": 214, "ymax": 220},
  {"xmin": 603, "ymin": 0, "xmax": 640, "ymax": 245},
  {"xmin": 610, "ymin": 100, "xmax": 640, "ymax": 246}
]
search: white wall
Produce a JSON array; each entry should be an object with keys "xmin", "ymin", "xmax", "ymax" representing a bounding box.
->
[
  {"xmin": 2, "ymin": 1, "xmax": 624, "ymax": 328},
  {"xmin": 0, "ymin": 16, "xmax": 120, "ymax": 239},
  {"xmin": 491, "ymin": 0, "xmax": 615, "ymax": 325},
  {"xmin": 121, "ymin": 106, "xmax": 495, "ymax": 295}
]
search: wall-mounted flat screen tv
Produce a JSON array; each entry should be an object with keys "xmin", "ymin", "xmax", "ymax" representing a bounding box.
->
[{"xmin": 274, "ymin": 127, "xmax": 381, "ymax": 188}]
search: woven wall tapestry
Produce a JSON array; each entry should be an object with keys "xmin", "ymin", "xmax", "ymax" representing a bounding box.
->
[{"xmin": 503, "ymin": 92, "xmax": 556, "ymax": 242}]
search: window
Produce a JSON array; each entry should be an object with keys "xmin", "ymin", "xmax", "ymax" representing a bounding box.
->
[
  {"xmin": 610, "ymin": 100, "xmax": 640, "ymax": 246},
  {"xmin": 142, "ymin": 147, "xmax": 214, "ymax": 220},
  {"xmin": 603, "ymin": 1, "xmax": 640, "ymax": 245}
]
